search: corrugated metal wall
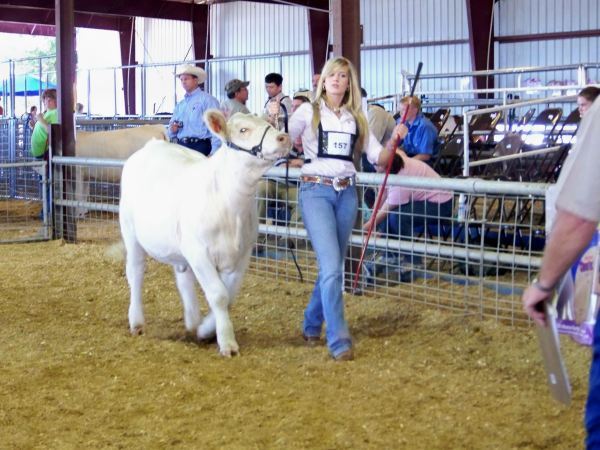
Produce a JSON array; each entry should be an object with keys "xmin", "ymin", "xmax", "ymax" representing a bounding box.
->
[
  {"xmin": 127, "ymin": 0, "xmax": 600, "ymax": 117},
  {"xmin": 130, "ymin": 1, "xmax": 473, "ymax": 115},
  {"xmin": 210, "ymin": 1, "xmax": 312, "ymax": 115},
  {"xmin": 211, "ymin": 1, "xmax": 309, "ymax": 57},
  {"xmin": 497, "ymin": 0, "xmax": 599, "ymax": 35},
  {"xmin": 135, "ymin": 17, "xmax": 195, "ymax": 116},
  {"xmin": 495, "ymin": 0, "xmax": 600, "ymax": 87},
  {"xmin": 360, "ymin": 0, "xmax": 472, "ymax": 101}
]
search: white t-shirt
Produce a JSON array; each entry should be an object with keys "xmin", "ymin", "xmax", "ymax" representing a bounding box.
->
[
  {"xmin": 555, "ymin": 98, "xmax": 600, "ymax": 222},
  {"xmin": 288, "ymin": 101, "xmax": 383, "ymax": 178}
]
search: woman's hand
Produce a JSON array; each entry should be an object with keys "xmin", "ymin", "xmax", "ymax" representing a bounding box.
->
[{"xmin": 391, "ymin": 123, "xmax": 409, "ymax": 142}]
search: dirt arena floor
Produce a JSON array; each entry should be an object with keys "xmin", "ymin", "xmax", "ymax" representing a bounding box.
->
[{"xmin": 0, "ymin": 240, "xmax": 592, "ymax": 449}]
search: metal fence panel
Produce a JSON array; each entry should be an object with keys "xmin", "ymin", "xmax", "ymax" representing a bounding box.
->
[{"xmin": 45, "ymin": 155, "xmax": 547, "ymax": 327}]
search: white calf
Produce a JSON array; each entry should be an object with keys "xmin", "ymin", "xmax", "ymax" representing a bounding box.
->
[{"xmin": 119, "ymin": 110, "xmax": 290, "ymax": 356}]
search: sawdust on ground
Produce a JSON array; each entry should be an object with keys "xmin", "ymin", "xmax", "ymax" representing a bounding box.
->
[{"xmin": 0, "ymin": 240, "xmax": 591, "ymax": 449}]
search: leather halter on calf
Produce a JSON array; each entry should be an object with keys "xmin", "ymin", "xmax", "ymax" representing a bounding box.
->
[{"xmin": 226, "ymin": 126, "xmax": 271, "ymax": 159}]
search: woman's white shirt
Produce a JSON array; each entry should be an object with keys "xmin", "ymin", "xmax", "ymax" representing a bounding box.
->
[{"xmin": 288, "ymin": 101, "xmax": 383, "ymax": 178}]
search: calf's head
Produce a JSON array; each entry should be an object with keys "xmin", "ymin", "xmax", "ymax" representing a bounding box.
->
[{"xmin": 204, "ymin": 109, "xmax": 290, "ymax": 161}]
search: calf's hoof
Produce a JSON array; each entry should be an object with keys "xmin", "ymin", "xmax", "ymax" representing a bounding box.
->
[
  {"xmin": 197, "ymin": 318, "xmax": 216, "ymax": 341},
  {"xmin": 130, "ymin": 325, "xmax": 144, "ymax": 336},
  {"xmin": 197, "ymin": 327, "xmax": 216, "ymax": 341},
  {"xmin": 219, "ymin": 340, "xmax": 240, "ymax": 358}
]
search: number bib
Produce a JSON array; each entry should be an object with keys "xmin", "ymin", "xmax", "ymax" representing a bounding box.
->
[
  {"xmin": 314, "ymin": 122, "xmax": 357, "ymax": 162},
  {"xmin": 326, "ymin": 132, "xmax": 353, "ymax": 157}
]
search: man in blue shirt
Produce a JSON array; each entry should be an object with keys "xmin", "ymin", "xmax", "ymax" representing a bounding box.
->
[
  {"xmin": 168, "ymin": 65, "xmax": 221, "ymax": 156},
  {"xmin": 395, "ymin": 96, "xmax": 439, "ymax": 164}
]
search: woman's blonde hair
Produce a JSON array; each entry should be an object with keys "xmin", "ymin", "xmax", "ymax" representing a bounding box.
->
[{"xmin": 311, "ymin": 57, "xmax": 368, "ymax": 153}]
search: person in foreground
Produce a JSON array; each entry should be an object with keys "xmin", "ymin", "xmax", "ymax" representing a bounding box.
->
[
  {"xmin": 522, "ymin": 96, "xmax": 600, "ymax": 449},
  {"xmin": 282, "ymin": 57, "xmax": 396, "ymax": 361}
]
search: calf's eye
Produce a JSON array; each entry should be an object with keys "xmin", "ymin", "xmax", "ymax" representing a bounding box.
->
[{"xmin": 240, "ymin": 128, "xmax": 248, "ymax": 133}]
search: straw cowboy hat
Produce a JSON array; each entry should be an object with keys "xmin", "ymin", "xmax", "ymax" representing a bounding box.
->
[{"xmin": 176, "ymin": 65, "xmax": 207, "ymax": 84}]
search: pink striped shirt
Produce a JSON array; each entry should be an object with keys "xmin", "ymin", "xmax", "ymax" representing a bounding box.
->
[{"xmin": 386, "ymin": 154, "xmax": 453, "ymax": 206}]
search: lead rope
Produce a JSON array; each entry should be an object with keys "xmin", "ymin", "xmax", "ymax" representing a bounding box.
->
[
  {"xmin": 280, "ymin": 103, "xmax": 304, "ymax": 282},
  {"xmin": 352, "ymin": 62, "xmax": 423, "ymax": 291}
]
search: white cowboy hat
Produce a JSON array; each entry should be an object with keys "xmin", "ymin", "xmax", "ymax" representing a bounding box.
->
[{"xmin": 176, "ymin": 65, "xmax": 207, "ymax": 84}]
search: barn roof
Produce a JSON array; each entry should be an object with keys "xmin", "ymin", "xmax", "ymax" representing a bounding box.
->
[{"xmin": 0, "ymin": 0, "xmax": 329, "ymax": 33}]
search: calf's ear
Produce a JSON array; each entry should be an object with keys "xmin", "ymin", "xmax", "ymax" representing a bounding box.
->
[{"xmin": 204, "ymin": 109, "xmax": 229, "ymax": 140}]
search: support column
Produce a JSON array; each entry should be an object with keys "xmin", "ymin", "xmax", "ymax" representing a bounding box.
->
[
  {"xmin": 191, "ymin": 5, "xmax": 212, "ymax": 91},
  {"xmin": 192, "ymin": 6, "xmax": 211, "ymax": 62},
  {"xmin": 55, "ymin": 0, "xmax": 77, "ymax": 242},
  {"xmin": 466, "ymin": 0, "xmax": 495, "ymax": 97},
  {"xmin": 308, "ymin": 8, "xmax": 329, "ymax": 75},
  {"xmin": 330, "ymin": 0, "xmax": 361, "ymax": 79},
  {"xmin": 118, "ymin": 17, "xmax": 136, "ymax": 115}
]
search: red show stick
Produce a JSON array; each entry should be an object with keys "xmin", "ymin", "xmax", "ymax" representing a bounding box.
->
[{"xmin": 352, "ymin": 62, "xmax": 423, "ymax": 291}]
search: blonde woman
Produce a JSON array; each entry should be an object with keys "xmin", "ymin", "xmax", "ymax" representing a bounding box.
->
[{"xmin": 283, "ymin": 57, "xmax": 397, "ymax": 361}]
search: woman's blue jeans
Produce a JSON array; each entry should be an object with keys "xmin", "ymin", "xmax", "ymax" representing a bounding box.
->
[{"xmin": 299, "ymin": 181, "xmax": 357, "ymax": 358}]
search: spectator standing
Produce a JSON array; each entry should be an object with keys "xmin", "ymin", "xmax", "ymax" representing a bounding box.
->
[
  {"xmin": 256, "ymin": 90, "xmax": 310, "ymax": 227},
  {"xmin": 394, "ymin": 96, "xmax": 439, "ymax": 164},
  {"xmin": 31, "ymin": 89, "xmax": 58, "ymax": 160},
  {"xmin": 264, "ymin": 72, "xmax": 293, "ymax": 131},
  {"xmin": 311, "ymin": 73, "xmax": 321, "ymax": 97},
  {"xmin": 368, "ymin": 104, "xmax": 396, "ymax": 147},
  {"xmin": 360, "ymin": 88, "xmax": 396, "ymax": 173},
  {"xmin": 27, "ymin": 105, "xmax": 38, "ymax": 131},
  {"xmin": 522, "ymin": 96, "xmax": 600, "ymax": 449},
  {"xmin": 291, "ymin": 90, "xmax": 312, "ymax": 114},
  {"xmin": 30, "ymin": 89, "xmax": 58, "ymax": 220},
  {"xmin": 168, "ymin": 65, "xmax": 221, "ymax": 156},
  {"xmin": 221, "ymin": 79, "xmax": 250, "ymax": 117}
]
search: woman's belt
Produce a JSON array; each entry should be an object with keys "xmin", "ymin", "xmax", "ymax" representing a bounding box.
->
[{"xmin": 300, "ymin": 175, "xmax": 355, "ymax": 192}]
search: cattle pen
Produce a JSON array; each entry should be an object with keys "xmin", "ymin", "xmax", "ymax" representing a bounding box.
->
[{"xmin": 0, "ymin": 112, "xmax": 592, "ymax": 448}]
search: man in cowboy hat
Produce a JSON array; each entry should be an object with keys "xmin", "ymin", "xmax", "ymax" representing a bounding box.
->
[
  {"xmin": 221, "ymin": 79, "xmax": 251, "ymax": 117},
  {"xmin": 168, "ymin": 64, "xmax": 221, "ymax": 156}
]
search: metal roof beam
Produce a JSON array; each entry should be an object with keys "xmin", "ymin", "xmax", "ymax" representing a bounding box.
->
[
  {"xmin": 466, "ymin": 0, "xmax": 495, "ymax": 96},
  {"xmin": 191, "ymin": 5, "xmax": 211, "ymax": 62},
  {"xmin": 118, "ymin": 17, "xmax": 136, "ymax": 115},
  {"xmin": 0, "ymin": 1, "xmax": 197, "ymax": 22},
  {"xmin": 0, "ymin": 6, "xmax": 128, "ymax": 30},
  {"xmin": 0, "ymin": 21, "xmax": 55, "ymax": 36},
  {"xmin": 308, "ymin": 7, "xmax": 329, "ymax": 75},
  {"xmin": 256, "ymin": 0, "xmax": 329, "ymax": 11}
]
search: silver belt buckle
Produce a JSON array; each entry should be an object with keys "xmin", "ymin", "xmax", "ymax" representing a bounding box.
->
[{"xmin": 332, "ymin": 176, "xmax": 346, "ymax": 192}]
